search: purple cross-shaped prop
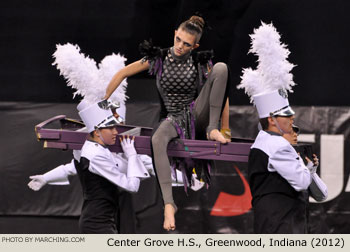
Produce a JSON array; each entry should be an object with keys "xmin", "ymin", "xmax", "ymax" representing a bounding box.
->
[{"xmin": 35, "ymin": 115, "xmax": 253, "ymax": 162}]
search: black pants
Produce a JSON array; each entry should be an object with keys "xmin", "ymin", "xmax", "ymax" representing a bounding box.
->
[
  {"xmin": 253, "ymin": 193, "xmax": 308, "ymax": 234},
  {"xmin": 79, "ymin": 199, "xmax": 118, "ymax": 234},
  {"xmin": 116, "ymin": 191, "xmax": 136, "ymax": 234}
]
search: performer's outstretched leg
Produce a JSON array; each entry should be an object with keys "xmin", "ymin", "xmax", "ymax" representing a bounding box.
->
[
  {"xmin": 151, "ymin": 120, "xmax": 178, "ymax": 231},
  {"xmin": 194, "ymin": 62, "xmax": 229, "ymax": 143}
]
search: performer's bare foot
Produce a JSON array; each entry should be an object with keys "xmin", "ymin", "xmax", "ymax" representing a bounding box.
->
[
  {"xmin": 208, "ymin": 129, "xmax": 230, "ymax": 144},
  {"xmin": 163, "ymin": 204, "xmax": 176, "ymax": 231}
]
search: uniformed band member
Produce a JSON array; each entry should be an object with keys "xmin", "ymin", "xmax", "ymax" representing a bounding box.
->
[
  {"xmin": 66, "ymin": 100, "xmax": 149, "ymax": 233},
  {"xmin": 28, "ymin": 100, "xmax": 153, "ymax": 234},
  {"xmin": 237, "ymin": 22, "xmax": 322, "ymax": 233},
  {"xmin": 247, "ymin": 90, "xmax": 316, "ymax": 233}
]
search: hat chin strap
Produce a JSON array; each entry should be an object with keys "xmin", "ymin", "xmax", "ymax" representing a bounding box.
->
[
  {"xmin": 271, "ymin": 116, "xmax": 286, "ymax": 135},
  {"xmin": 97, "ymin": 129, "xmax": 108, "ymax": 145}
]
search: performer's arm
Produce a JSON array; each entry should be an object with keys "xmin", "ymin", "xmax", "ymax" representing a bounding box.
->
[
  {"xmin": 309, "ymin": 173, "xmax": 328, "ymax": 201},
  {"xmin": 113, "ymin": 153, "xmax": 155, "ymax": 176},
  {"xmin": 305, "ymin": 155, "xmax": 328, "ymax": 201},
  {"xmin": 88, "ymin": 137, "xmax": 150, "ymax": 193},
  {"xmin": 104, "ymin": 59, "xmax": 149, "ymax": 99},
  {"xmin": 119, "ymin": 136, "xmax": 151, "ymax": 179},
  {"xmin": 138, "ymin": 154, "xmax": 155, "ymax": 176},
  {"xmin": 88, "ymin": 155, "xmax": 148, "ymax": 193},
  {"xmin": 269, "ymin": 145, "xmax": 312, "ymax": 191},
  {"xmin": 44, "ymin": 159, "xmax": 77, "ymax": 184},
  {"xmin": 28, "ymin": 159, "xmax": 77, "ymax": 191}
]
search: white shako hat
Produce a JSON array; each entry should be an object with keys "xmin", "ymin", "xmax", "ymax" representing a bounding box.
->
[
  {"xmin": 253, "ymin": 89, "xmax": 295, "ymax": 118},
  {"xmin": 78, "ymin": 100, "xmax": 118, "ymax": 133},
  {"xmin": 237, "ymin": 22, "xmax": 296, "ymax": 119}
]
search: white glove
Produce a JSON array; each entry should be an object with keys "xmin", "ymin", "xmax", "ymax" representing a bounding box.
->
[
  {"xmin": 28, "ymin": 175, "xmax": 47, "ymax": 191},
  {"xmin": 306, "ymin": 161, "xmax": 317, "ymax": 174},
  {"xmin": 172, "ymin": 169, "xmax": 184, "ymax": 187},
  {"xmin": 306, "ymin": 155, "xmax": 319, "ymax": 174},
  {"xmin": 309, "ymin": 173, "xmax": 328, "ymax": 201},
  {"xmin": 138, "ymin": 155, "xmax": 155, "ymax": 176},
  {"xmin": 190, "ymin": 174, "xmax": 205, "ymax": 191},
  {"xmin": 120, "ymin": 136, "xmax": 137, "ymax": 159}
]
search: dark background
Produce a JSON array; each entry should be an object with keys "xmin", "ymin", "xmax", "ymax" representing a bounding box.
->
[{"xmin": 1, "ymin": 0, "xmax": 349, "ymax": 106}]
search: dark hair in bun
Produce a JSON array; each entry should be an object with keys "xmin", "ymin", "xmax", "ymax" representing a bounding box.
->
[{"xmin": 178, "ymin": 15, "xmax": 205, "ymax": 43}]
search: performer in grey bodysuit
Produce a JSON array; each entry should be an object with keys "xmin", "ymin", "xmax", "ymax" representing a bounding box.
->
[
  {"xmin": 104, "ymin": 15, "xmax": 231, "ymax": 231},
  {"xmin": 150, "ymin": 53, "xmax": 228, "ymax": 216}
]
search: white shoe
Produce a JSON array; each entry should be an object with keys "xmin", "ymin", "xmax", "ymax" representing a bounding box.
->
[
  {"xmin": 190, "ymin": 174, "xmax": 205, "ymax": 191},
  {"xmin": 172, "ymin": 170, "xmax": 184, "ymax": 187}
]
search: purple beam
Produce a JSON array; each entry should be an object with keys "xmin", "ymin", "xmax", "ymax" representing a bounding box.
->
[{"xmin": 36, "ymin": 116, "xmax": 252, "ymax": 162}]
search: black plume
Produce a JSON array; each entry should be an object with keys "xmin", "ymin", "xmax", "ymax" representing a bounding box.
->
[
  {"xmin": 194, "ymin": 50, "xmax": 214, "ymax": 64},
  {"xmin": 138, "ymin": 39, "xmax": 162, "ymax": 59}
]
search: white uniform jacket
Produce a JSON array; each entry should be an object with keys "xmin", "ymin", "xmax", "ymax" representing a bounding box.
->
[
  {"xmin": 43, "ymin": 141, "xmax": 153, "ymax": 193},
  {"xmin": 251, "ymin": 130, "xmax": 312, "ymax": 191}
]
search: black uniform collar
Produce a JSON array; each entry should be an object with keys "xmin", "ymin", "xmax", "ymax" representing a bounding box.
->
[{"xmin": 265, "ymin": 130, "xmax": 282, "ymax": 136}]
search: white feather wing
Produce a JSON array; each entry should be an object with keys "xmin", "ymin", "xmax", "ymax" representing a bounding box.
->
[
  {"xmin": 52, "ymin": 43, "xmax": 98, "ymax": 102},
  {"xmin": 98, "ymin": 53, "xmax": 128, "ymax": 105},
  {"xmin": 52, "ymin": 43, "xmax": 128, "ymax": 105}
]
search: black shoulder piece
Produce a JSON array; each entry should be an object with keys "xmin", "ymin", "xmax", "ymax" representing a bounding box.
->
[
  {"xmin": 193, "ymin": 50, "xmax": 214, "ymax": 85},
  {"xmin": 192, "ymin": 50, "xmax": 214, "ymax": 65},
  {"xmin": 74, "ymin": 157, "xmax": 90, "ymax": 171},
  {"xmin": 138, "ymin": 39, "xmax": 162, "ymax": 60}
]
